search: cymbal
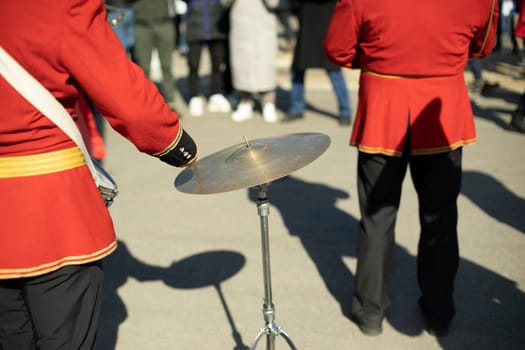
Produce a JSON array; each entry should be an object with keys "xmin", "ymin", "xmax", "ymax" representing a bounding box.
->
[{"xmin": 175, "ymin": 132, "xmax": 331, "ymax": 194}]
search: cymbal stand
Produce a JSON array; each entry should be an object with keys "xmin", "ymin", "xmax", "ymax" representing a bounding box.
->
[{"xmin": 250, "ymin": 184, "xmax": 297, "ymax": 350}]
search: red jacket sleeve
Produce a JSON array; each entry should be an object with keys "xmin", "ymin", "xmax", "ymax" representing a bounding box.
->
[
  {"xmin": 323, "ymin": 0, "xmax": 361, "ymax": 69},
  {"xmin": 61, "ymin": 0, "xmax": 182, "ymax": 155},
  {"xmin": 469, "ymin": 0, "xmax": 499, "ymax": 58}
]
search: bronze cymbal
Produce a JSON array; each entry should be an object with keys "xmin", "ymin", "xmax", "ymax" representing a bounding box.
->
[{"xmin": 175, "ymin": 132, "xmax": 331, "ymax": 194}]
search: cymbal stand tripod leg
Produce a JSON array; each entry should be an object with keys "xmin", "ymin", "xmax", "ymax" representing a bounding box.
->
[{"xmin": 250, "ymin": 184, "xmax": 297, "ymax": 350}]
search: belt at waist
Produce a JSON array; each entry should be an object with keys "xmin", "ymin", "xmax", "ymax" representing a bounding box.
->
[
  {"xmin": 0, "ymin": 147, "xmax": 85, "ymax": 178},
  {"xmin": 362, "ymin": 66, "xmax": 441, "ymax": 79}
]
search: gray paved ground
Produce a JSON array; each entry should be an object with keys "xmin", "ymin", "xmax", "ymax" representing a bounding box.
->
[{"xmin": 95, "ymin": 49, "xmax": 525, "ymax": 349}]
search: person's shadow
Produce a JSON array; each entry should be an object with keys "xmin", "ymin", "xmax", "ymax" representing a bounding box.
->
[
  {"xmin": 163, "ymin": 251, "xmax": 250, "ymax": 350},
  {"xmin": 97, "ymin": 241, "xmax": 249, "ymax": 350},
  {"xmin": 248, "ymin": 176, "xmax": 357, "ymax": 316},
  {"xmin": 470, "ymin": 95, "xmax": 520, "ymax": 132},
  {"xmin": 462, "ymin": 170, "xmax": 525, "ymax": 233},
  {"xmin": 247, "ymin": 175, "xmax": 525, "ymax": 349},
  {"xmin": 247, "ymin": 177, "xmax": 425, "ymax": 335}
]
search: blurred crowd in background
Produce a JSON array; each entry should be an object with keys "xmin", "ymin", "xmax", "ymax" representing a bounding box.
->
[{"xmin": 99, "ymin": 0, "xmax": 525, "ymax": 161}]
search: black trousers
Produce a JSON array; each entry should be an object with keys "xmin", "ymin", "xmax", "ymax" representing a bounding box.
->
[
  {"xmin": 0, "ymin": 262, "xmax": 103, "ymax": 350},
  {"xmin": 187, "ymin": 39, "xmax": 229, "ymax": 98},
  {"xmin": 351, "ymin": 147, "xmax": 462, "ymax": 325}
]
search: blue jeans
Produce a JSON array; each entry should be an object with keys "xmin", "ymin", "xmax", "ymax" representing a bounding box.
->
[
  {"xmin": 468, "ymin": 59, "xmax": 483, "ymax": 82},
  {"xmin": 289, "ymin": 68, "xmax": 352, "ymax": 117},
  {"xmin": 108, "ymin": 8, "xmax": 135, "ymax": 52}
]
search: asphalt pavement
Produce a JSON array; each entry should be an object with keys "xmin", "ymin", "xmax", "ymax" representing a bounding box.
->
[{"xmin": 94, "ymin": 48, "xmax": 525, "ymax": 350}]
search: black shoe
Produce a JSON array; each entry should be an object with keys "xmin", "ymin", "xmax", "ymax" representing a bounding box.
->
[
  {"xmin": 339, "ymin": 116, "xmax": 352, "ymax": 126},
  {"xmin": 282, "ymin": 113, "xmax": 304, "ymax": 122},
  {"xmin": 480, "ymin": 82, "xmax": 500, "ymax": 96},
  {"xmin": 510, "ymin": 111, "xmax": 525, "ymax": 134},
  {"xmin": 425, "ymin": 322, "xmax": 449, "ymax": 337},
  {"xmin": 351, "ymin": 312, "xmax": 382, "ymax": 336},
  {"xmin": 418, "ymin": 299, "xmax": 450, "ymax": 337}
]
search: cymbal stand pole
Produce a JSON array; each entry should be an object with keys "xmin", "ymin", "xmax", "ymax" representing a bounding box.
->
[{"xmin": 251, "ymin": 184, "xmax": 297, "ymax": 350}]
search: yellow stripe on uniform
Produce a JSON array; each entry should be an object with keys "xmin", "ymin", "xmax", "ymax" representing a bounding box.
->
[{"xmin": 0, "ymin": 147, "xmax": 85, "ymax": 178}]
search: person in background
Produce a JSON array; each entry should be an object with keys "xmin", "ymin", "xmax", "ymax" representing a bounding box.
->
[
  {"xmin": 283, "ymin": 0, "xmax": 352, "ymax": 126},
  {"xmin": 510, "ymin": 0, "xmax": 525, "ymax": 134},
  {"xmin": 0, "ymin": 1, "xmax": 197, "ymax": 348},
  {"xmin": 275, "ymin": 0, "xmax": 294, "ymax": 51},
  {"xmin": 221, "ymin": 0, "xmax": 280, "ymax": 123},
  {"xmin": 132, "ymin": 0, "xmax": 177, "ymax": 109},
  {"xmin": 324, "ymin": 0, "xmax": 498, "ymax": 337},
  {"xmin": 106, "ymin": 0, "xmax": 136, "ymax": 61},
  {"xmin": 498, "ymin": 0, "xmax": 519, "ymax": 54},
  {"xmin": 76, "ymin": 94, "xmax": 108, "ymax": 162},
  {"xmin": 174, "ymin": 0, "xmax": 190, "ymax": 55},
  {"xmin": 466, "ymin": 58, "xmax": 499, "ymax": 95},
  {"xmin": 510, "ymin": 91, "xmax": 525, "ymax": 133},
  {"xmin": 185, "ymin": 0, "xmax": 232, "ymax": 117}
]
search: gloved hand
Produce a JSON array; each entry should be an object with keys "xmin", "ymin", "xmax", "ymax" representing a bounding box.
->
[{"xmin": 158, "ymin": 129, "xmax": 198, "ymax": 167}]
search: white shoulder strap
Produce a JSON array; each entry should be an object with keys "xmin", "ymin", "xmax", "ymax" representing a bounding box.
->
[{"xmin": 0, "ymin": 45, "xmax": 98, "ymax": 181}]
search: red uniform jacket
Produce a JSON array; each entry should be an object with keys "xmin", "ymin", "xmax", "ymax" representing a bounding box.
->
[
  {"xmin": 0, "ymin": 0, "xmax": 184, "ymax": 278},
  {"xmin": 324, "ymin": 0, "xmax": 498, "ymax": 156}
]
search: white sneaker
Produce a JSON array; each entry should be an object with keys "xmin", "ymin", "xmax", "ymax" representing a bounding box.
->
[
  {"xmin": 262, "ymin": 103, "xmax": 278, "ymax": 123},
  {"xmin": 188, "ymin": 96, "xmax": 204, "ymax": 117},
  {"xmin": 231, "ymin": 102, "xmax": 254, "ymax": 122},
  {"xmin": 208, "ymin": 94, "xmax": 231, "ymax": 113}
]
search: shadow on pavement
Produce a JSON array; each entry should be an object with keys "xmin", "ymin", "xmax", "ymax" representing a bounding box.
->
[
  {"xmin": 97, "ymin": 242, "xmax": 249, "ymax": 350},
  {"xmin": 481, "ymin": 52, "xmax": 525, "ymax": 81},
  {"xmin": 471, "ymin": 84, "xmax": 521, "ymax": 131},
  {"xmin": 248, "ymin": 176, "xmax": 356, "ymax": 316},
  {"xmin": 96, "ymin": 173, "xmax": 525, "ymax": 349},
  {"xmin": 462, "ymin": 170, "xmax": 525, "ymax": 234},
  {"xmin": 248, "ymin": 175, "xmax": 525, "ymax": 349}
]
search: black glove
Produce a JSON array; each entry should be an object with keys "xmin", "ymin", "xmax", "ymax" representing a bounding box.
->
[{"xmin": 158, "ymin": 129, "xmax": 198, "ymax": 167}]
